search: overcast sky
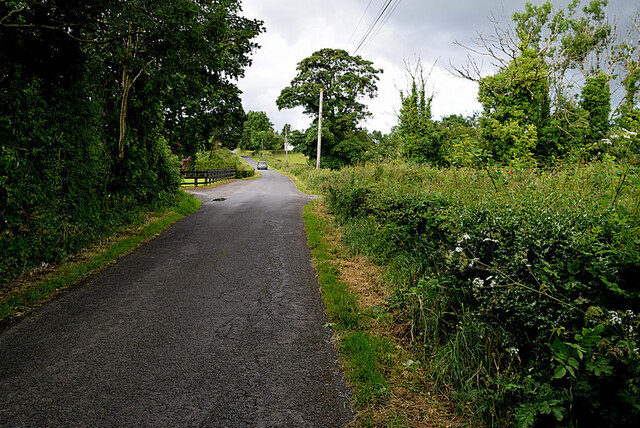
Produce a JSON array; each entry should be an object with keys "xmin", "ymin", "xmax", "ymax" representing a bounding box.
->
[{"xmin": 238, "ymin": 0, "xmax": 638, "ymax": 134}]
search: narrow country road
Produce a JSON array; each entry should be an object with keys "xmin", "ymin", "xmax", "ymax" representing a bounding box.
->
[{"xmin": 0, "ymin": 162, "xmax": 354, "ymax": 427}]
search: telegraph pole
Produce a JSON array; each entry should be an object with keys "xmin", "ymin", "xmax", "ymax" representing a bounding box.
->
[
  {"xmin": 316, "ymin": 88, "xmax": 323, "ymax": 169},
  {"xmin": 284, "ymin": 126, "xmax": 289, "ymax": 167}
]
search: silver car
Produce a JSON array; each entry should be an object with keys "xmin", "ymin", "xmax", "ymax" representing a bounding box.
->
[{"xmin": 257, "ymin": 161, "xmax": 267, "ymax": 170}]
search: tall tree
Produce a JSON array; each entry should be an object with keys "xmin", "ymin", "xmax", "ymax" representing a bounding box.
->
[
  {"xmin": 396, "ymin": 61, "xmax": 440, "ymax": 164},
  {"xmin": 452, "ymin": 0, "xmax": 635, "ymax": 163},
  {"xmin": 0, "ymin": 0, "xmax": 263, "ymax": 284},
  {"xmin": 277, "ymin": 48, "xmax": 382, "ymax": 168},
  {"xmin": 241, "ymin": 111, "xmax": 275, "ymax": 152}
]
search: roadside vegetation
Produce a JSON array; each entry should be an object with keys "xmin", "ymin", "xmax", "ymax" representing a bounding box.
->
[
  {"xmin": 304, "ymin": 198, "xmax": 467, "ymax": 426},
  {"xmin": 179, "ymin": 148, "xmax": 256, "ymax": 187},
  {"xmin": 290, "ymin": 160, "xmax": 639, "ymax": 427},
  {"xmin": 276, "ymin": 2, "xmax": 640, "ymax": 426},
  {"xmin": 1, "ymin": 1, "xmax": 261, "ymax": 287},
  {"xmin": 0, "ymin": 192, "xmax": 202, "ymax": 324}
]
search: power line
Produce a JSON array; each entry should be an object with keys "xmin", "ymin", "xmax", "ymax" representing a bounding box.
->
[
  {"xmin": 353, "ymin": 0, "xmax": 394, "ymax": 55},
  {"xmin": 361, "ymin": 0, "xmax": 403, "ymax": 53},
  {"xmin": 352, "ymin": 0, "xmax": 403, "ymax": 56},
  {"xmin": 347, "ymin": 0, "xmax": 374, "ymax": 46}
]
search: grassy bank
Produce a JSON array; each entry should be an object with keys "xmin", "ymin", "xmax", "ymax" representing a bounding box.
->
[
  {"xmin": 237, "ymin": 149, "xmax": 309, "ymax": 169},
  {"xmin": 304, "ymin": 199, "xmax": 466, "ymax": 427},
  {"xmin": 0, "ymin": 191, "xmax": 202, "ymax": 324},
  {"xmin": 291, "ymin": 160, "xmax": 640, "ymax": 426}
]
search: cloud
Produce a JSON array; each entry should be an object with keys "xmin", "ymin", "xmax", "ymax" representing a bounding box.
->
[{"xmin": 238, "ymin": 0, "xmax": 639, "ymax": 134}]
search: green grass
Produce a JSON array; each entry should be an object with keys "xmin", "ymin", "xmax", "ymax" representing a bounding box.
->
[
  {"xmin": 0, "ymin": 191, "xmax": 202, "ymax": 322},
  {"xmin": 340, "ymin": 331, "xmax": 394, "ymax": 406},
  {"xmin": 304, "ymin": 200, "xmax": 392, "ymax": 409},
  {"xmin": 239, "ymin": 149, "xmax": 309, "ymax": 168}
]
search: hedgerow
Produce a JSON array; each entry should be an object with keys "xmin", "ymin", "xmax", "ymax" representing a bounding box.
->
[{"xmin": 308, "ymin": 161, "xmax": 640, "ymax": 426}]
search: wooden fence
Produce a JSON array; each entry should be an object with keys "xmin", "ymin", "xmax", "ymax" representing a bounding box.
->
[{"xmin": 180, "ymin": 168, "xmax": 235, "ymax": 187}]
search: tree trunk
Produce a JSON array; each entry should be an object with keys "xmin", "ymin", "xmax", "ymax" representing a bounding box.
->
[{"xmin": 117, "ymin": 23, "xmax": 143, "ymax": 160}]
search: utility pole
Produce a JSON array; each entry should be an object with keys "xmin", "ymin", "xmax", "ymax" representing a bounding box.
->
[
  {"xmin": 260, "ymin": 137, "xmax": 264, "ymax": 157},
  {"xmin": 284, "ymin": 126, "xmax": 289, "ymax": 167},
  {"xmin": 316, "ymin": 88, "xmax": 323, "ymax": 169}
]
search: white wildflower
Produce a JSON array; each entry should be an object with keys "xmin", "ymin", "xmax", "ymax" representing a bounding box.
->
[
  {"xmin": 472, "ymin": 278, "xmax": 484, "ymax": 288},
  {"xmin": 455, "ymin": 247, "xmax": 464, "ymax": 253},
  {"xmin": 507, "ymin": 347, "xmax": 519, "ymax": 356},
  {"xmin": 609, "ymin": 310, "xmax": 622, "ymax": 325}
]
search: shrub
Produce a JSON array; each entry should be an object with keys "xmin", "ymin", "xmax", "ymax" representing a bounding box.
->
[{"xmin": 310, "ymin": 161, "xmax": 640, "ymax": 426}]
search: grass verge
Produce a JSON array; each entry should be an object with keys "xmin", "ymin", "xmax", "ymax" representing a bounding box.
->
[
  {"xmin": 0, "ymin": 191, "xmax": 202, "ymax": 324},
  {"xmin": 304, "ymin": 199, "xmax": 466, "ymax": 427},
  {"xmin": 239, "ymin": 149, "xmax": 309, "ymax": 168}
]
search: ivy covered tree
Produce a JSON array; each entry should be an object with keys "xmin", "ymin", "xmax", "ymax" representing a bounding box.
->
[
  {"xmin": 277, "ymin": 48, "xmax": 382, "ymax": 168},
  {"xmin": 453, "ymin": 0, "xmax": 638, "ymax": 164},
  {"xmin": 396, "ymin": 61, "xmax": 440, "ymax": 164},
  {"xmin": 477, "ymin": 48, "xmax": 550, "ymax": 165}
]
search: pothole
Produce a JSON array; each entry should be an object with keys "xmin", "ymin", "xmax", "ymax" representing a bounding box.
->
[{"xmin": 211, "ymin": 197, "xmax": 227, "ymax": 202}]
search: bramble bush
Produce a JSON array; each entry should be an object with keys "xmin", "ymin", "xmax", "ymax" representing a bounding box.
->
[{"xmin": 311, "ymin": 161, "xmax": 640, "ymax": 426}]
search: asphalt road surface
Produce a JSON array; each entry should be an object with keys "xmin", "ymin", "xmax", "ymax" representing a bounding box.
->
[{"xmin": 0, "ymin": 161, "xmax": 354, "ymax": 427}]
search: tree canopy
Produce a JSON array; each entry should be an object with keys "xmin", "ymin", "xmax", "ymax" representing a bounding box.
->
[
  {"xmin": 277, "ymin": 48, "xmax": 382, "ymax": 168},
  {"xmin": 241, "ymin": 111, "xmax": 279, "ymax": 152},
  {"xmin": 450, "ymin": 0, "xmax": 639, "ymax": 165},
  {"xmin": 0, "ymin": 0, "xmax": 263, "ymax": 283}
]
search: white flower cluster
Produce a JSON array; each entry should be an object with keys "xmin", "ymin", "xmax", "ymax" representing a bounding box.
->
[
  {"xmin": 609, "ymin": 310, "xmax": 622, "ymax": 325},
  {"xmin": 608, "ymin": 309, "xmax": 638, "ymax": 335},
  {"xmin": 486, "ymin": 275, "xmax": 497, "ymax": 287},
  {"xmin": 456, "ymin": 234, "xmax": 472, "ymax": 245},
  {"xmin": 472, "ymin": 277, "xmax": 484, "ymax": 289}
]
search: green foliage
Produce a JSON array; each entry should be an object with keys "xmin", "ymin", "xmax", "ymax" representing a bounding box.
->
[
  {"xmin": 581, "ymin": 71, "xmax": 611, "ymax": 143},
  {"xmin": 478, "ymin": 48, "xmax": 549, "ymax": 165},
  {"xmin": 277, "ymin": 48, "xmax": 381, "ymax": 167},
  {"xmin": 396, "ymin": 64, "xmax": 441, "ymax": 164},
  {"xmin": 444, "ymin": 0, "xmax": 640, "ymax": 166},
  {"xmin": 0, "ymin": 0, "xmax": 262, "ymax": 285},
  {"xmin": 302, "ymin": 161, "xmax": 640, "ymax": 426},
  {"xmin": 241, "ymin": 111, "xmax": 278, "ymax": 152}
]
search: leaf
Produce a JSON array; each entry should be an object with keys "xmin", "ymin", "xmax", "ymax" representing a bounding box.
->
[
  {"xmin": 553, "ymin": 365, "xmax": 567, "ymax": 379},
  {"xmin": 552, "ymin": 405, "xmax": 566, "ymax": 421},
  {"xmin": 516, "ymin": 403, "xmax": 537, "ymax": 428}
]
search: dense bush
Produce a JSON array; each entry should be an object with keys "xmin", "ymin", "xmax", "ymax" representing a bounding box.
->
[
  {"xmin": 311, "ymin": 161, "xmax": 640, "ymax": 426},
  {"xmin": 0, "ymin": 0, "xmax": 261, "ymax": 286}
]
